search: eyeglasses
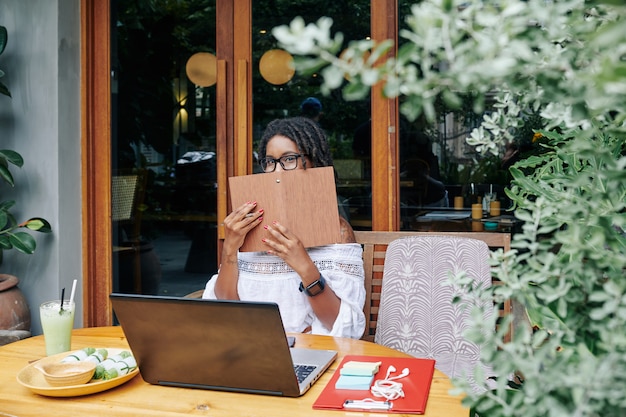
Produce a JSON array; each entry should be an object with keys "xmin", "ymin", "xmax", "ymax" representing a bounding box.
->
[{"xmin": 258, "ymin": 154, "xmax": 307, "ymax": 172}]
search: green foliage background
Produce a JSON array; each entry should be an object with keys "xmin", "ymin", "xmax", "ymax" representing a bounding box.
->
[
  {"xmin": 274, "ymin": 0, "xmax": 626, "ymax": 415},
  {"xmin": 0, "ymin": 25, "xmax": 52, "ymax": 265}
]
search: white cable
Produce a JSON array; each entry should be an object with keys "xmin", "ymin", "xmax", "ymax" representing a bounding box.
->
[
  {"xmin": 371, "ymin": 379, "xmax": 405, "ymax": 400},
  {"xmin": 370, "ymin": 366, "xmax": 410, "ymax": 400}
]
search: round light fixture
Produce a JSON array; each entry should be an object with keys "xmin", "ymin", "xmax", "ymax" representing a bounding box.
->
[
  {"xmin": 186, "ymin": 52, "xmax": 217, "ymax": 87},
  {"xmin": 259, "ymin": 49, "xmax": 295, "ymax": 85}
]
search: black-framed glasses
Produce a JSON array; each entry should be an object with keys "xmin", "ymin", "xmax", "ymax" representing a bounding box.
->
[{"xmin": 258, "ymin": 154, "xmax": 307, "ymax": 173}]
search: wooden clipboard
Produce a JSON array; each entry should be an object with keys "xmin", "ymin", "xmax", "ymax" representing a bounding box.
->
[{"xmin": 228, "ymin": 166, "xmax": 342, "ymax": 252}]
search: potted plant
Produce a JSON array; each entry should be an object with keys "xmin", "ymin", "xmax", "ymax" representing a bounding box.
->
[
  {"xmin": 273, "ymin": 1, "xmax": 625, "ymax": 415},
  {"xmin": 0, "ymin": 24, "xmax": 52, "ymax": 344}
]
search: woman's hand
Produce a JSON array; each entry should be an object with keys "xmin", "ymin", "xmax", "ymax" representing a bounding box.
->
[
  {"xmin": 222, "ymin": 201, "xmax": 263, "ymax": 252},
  {"xmin": 263, "ymin": 221, "xmax": 341, "ymax": 332},
  {"xmin": 215, "ymin": 201, "xmax": 263, "ymax": 300},
  {"xmin": 262, "ymin": 221, "xmax": 315, "ymax": 277}
]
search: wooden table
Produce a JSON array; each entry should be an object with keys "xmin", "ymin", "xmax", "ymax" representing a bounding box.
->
[{"xmin": 0, "ymin": 327, "xmax": 468, "ymax": 417}]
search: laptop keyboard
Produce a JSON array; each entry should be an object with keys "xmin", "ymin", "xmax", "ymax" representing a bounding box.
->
[{"xmin": 294, "ymin": 364, "xmax": 317, "ymax": 383}]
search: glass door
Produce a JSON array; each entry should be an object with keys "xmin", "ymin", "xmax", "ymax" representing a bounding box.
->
[
  {"xmin": 397, "ymin": 2, "xmax": 510, "ymax": 232},
  {"xmin": 251, "ymin": 1, "xmax": 372, "ymax": 230},
  {"xmin": 111, "ymin": 0, "xmax": 218, "ymax": 297}
]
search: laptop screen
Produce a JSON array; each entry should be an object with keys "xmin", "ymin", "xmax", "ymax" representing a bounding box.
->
[{"xmin": 110, "ymin": 293, "xmax": 335, "ymax": 397}]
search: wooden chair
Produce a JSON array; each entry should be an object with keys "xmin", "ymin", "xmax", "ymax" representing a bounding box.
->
[
  {"xmin": 354, "ymin": 231, "xmax": 512, "ymax": 343},
  {"xmin": 374, "ymin": 235, "xmax": 495, "ymax": 387}
]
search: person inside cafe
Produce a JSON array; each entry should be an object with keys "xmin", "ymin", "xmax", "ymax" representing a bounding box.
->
[
  {"xmin": 202, "ymin": 117, "xmax": 366, "ymax": 339},
  {"xmin": 400, "ymin": 128, "xmax": 449, "ymax": 208},
  {"xmin": 299, "ymin": 96, "xmax": 323, "ymax": 123}
]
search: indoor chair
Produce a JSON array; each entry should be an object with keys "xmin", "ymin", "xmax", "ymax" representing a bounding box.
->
[{"xmin": 112, "ymin": 170, "xmax": 147, "ymax": 293}]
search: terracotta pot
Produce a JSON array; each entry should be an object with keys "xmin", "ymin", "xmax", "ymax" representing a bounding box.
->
[{"xmin": 0, "ymin": 274, "xmax": 31, "ymax": 331}]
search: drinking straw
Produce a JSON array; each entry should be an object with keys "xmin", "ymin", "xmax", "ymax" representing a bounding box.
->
[
  {"xmin": 60, "ymin": 287, "xmax": 66, "ymax": 312},
  {"xmin": 69, "ymin": 279, "xmax": 78, "ymax": 306}
]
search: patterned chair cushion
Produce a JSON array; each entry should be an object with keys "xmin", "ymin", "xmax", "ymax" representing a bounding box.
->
[{"xmin": 374, "ymin": 235, "xmax": 494, "ymax": 391}]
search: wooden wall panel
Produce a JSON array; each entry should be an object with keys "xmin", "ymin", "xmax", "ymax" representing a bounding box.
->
[
  {"xmin": 235, "ymin": 59, "xmax": 249, "ymax": 176},
  {"xmin": 81, "ymin": 0, "xmax": 113, "ymax": 326},
  {"xmin": 234, "ymin": 0, "xmax": 252, "ymax": 176},
  {"xmin": 216, "ymin": 60, "xmax": 228, "ymax": 241},
  {"xmin": 370, "ymin": 0, "xmax": 399, "ymax": 231},
  {"xmin": 215, "ymin": 1, "xmax": 232, "ymax": 247}
]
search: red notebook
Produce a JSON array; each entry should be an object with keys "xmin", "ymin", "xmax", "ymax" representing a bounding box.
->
[{"xmin": 313, "ymin": 355, "xmax": 436, "ymax": 414}]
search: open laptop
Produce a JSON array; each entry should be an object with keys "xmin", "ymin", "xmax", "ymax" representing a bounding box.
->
[{"xmin": 109, "ymin": 293, "xmax": 337, "ymax": 397}]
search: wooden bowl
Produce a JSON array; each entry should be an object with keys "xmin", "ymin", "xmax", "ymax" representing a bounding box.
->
[{"xmin": 35, "ymin": 361, "xmax": 96, "ymax": 387}]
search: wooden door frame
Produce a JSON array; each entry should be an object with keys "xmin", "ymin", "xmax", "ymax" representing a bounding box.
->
[
  {"xmin": 82, "ymin": 0, "xmax": 113, "ymax": 327},
  {"xmin": 81, "ymin": 0, "xmax": 397, "ymax": 326},
  {"xmin": 371, "ymin": 0, "xmax": 399, "ymax": 231}
]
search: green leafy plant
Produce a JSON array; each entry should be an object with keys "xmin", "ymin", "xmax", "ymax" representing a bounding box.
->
[
  {"xmin": 273, "ymin": 1, "xmax": 626, "ymax": 416},
  {"xmin": 0, "ymin": 25, "xmax": 52, "ymax": 264},
  {"xmin": 0, "ymin": 25, "xmax": 10, "ymax": 97}
]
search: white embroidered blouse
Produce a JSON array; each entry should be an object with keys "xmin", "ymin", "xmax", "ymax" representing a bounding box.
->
[{"xmin": 202, "ymin": 243, "xmax": 366, "ymax": 339}]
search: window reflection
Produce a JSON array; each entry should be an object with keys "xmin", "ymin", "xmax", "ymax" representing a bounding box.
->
[
  {"xmin": 252, "ymin": 1, "xmax": 372, "ymax": 229},
  {"xmin": 397, "ymin": 5, "xmax": 511, "ymax": 232},
  {"xmin": 109, "ymin": 0, "xmax": 519, "ymax": 300},
  {"xmin": 111, "ymin": 0, "xmax": 218, "ymax": 297}
]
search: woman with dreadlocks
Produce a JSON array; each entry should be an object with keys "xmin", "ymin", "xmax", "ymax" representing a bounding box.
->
[{"xmin": 202, "ymin": 117, "xmax": 365, "ymax": 339}]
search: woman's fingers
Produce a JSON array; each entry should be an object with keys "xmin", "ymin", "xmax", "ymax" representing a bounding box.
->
[
  {"xmin": 226, "ymin": 201, "xmax": 255, "ymax": 221},
  {"xmin": 263, "ymin": 221, "xmax": 305, "ymax": 257},
  {"xmin": 266, "ymin": 220, "xmax": 289, "ymax": 237},
  {"xmin": 224, "ymin": 202, "xmax": 262, "ymax": 226},
  {"xmin": 263, "ymin": 221, "xmax": 292, "ymax": 245},
  {"xmin": 222, "ymin": 202, "xmax": 263, "ymax": 249}
]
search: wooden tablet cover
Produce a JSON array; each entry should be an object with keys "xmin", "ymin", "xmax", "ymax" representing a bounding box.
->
[{"xmin": 228, "ymin": 166, "xmax": 342, "ymax": 252}]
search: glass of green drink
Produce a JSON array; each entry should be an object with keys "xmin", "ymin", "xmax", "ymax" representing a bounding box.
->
[{"xmin": 40, "ymin": 300, "xmax": 75, "ymax": 356}]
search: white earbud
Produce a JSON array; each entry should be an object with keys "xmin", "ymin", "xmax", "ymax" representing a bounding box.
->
[
  {"xmin": 390, "ymin": 367, "xmax": 410, "ymax": 380},
  {"xmin": 384, "ymin": 365, "xmax": 397, "ymax": 379},
  {"xmin": 383, "ymin": 365, "xmax": 409, "ymax": 380}
]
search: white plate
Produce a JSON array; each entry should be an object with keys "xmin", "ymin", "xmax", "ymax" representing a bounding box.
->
[{"xmin": 16, "ymin": 348, "xmax": 139, "ymax": 397}]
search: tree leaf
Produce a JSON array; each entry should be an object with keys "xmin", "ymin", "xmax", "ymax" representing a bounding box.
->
[
  {"xmin": 0, "ymin": 149, "xmax": 24, "ymax": 167},
  {"xmin": 8, "ymin": 232, "xmax": 36, "ymax": 254},
  {"xmin": 0, "ymin": 235, "xmax": 11, "ymax": 250},
  {"xmin": 24, "ymin": 217, "xmax": 52, "ymax": 233},
  {"xmin": 0, "ymin": 163, "xmax": 15, "ymax": 187},
  {"xmin": 0, "ymin": 25, "xmax": 7, "ymax": 56},
  {"xmin": 0, "ymin": 81, "xmax": 10, "ymax": 98}
]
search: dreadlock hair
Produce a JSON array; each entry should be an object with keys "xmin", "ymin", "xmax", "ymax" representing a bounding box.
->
[{"xmin": 258, "ymin": 117, "xmax": 333, "ymax": 169}]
